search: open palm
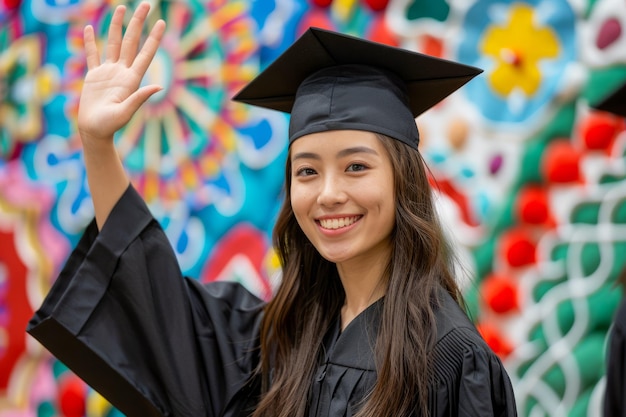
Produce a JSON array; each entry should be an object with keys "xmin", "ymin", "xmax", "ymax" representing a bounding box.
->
[{"xmin": 78, "ymin": 2, "xmax": 165, "ymax": 143}]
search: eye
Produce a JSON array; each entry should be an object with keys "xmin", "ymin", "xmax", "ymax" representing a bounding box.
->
[
  {"xmin": 295, "ymin": 167, "xmax": 317, "ymax": 177},
  {"xmin": 346, "ymin": 163, "xmax": 367, "ymax": 172}
]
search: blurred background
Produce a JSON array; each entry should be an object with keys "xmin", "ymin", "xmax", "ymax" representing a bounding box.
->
[{"xmin": 2, "ymin": 0, "xmax": 626, "ymax": 415}]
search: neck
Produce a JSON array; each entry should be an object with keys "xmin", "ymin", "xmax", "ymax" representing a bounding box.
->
[{"xmin": 336, "ymin": 257, "xmax": 388, "ymax": 331}]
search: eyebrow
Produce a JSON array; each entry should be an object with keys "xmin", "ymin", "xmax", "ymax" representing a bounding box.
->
[{"xmin": 292, "ymin": 146, "xmax": 379, "ymax": 161}]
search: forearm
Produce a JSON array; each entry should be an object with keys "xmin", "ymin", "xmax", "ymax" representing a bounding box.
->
[
  {"xmin": 75, "ymin": 2, "xmax": 164, "ymax": 229},
  {"xmin": 82, "ymin": 135, "xmax": 130, "ymax": 230}
]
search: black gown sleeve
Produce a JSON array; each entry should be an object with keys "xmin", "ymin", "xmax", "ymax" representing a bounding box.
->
[
  {"xmin": 431, "ymin": 327, "xmax": 518, "ymax": 417},
  {"xmin": 430, "ymin": 293, "xmax": 518, "ymax": 417},
  {"xmin": 26, "ymin": 185, "xmax": 265, "ymax": 417},
  {"xmin": 604, "ymin": 299, "xmax": 626, "ymax": 417}
]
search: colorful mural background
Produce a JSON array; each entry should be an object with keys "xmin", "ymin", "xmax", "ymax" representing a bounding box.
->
[{"xmin": 1, "ymin": 0, "xmax": 626, "ymax": 415}]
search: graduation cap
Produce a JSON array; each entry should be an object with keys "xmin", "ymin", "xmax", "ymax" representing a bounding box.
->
[
  {"xmin": 232, "ymin": 27, "xmax": 483, "ymax": 149},
  {"xmin": 593, "ymin": 81, "xmax": 626, "ymax": 118}
]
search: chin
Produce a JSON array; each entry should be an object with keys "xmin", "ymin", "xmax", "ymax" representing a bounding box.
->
[{"xmin": 318, "ymin": 251, "xmax": 352, "ymax": 264}]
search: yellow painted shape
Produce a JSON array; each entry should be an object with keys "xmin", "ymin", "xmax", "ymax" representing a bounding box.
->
[{"xmin": 481, "ymin": 4, "xmax": 559, "ymax": 97}]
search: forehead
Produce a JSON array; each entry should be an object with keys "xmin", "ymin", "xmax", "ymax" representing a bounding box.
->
[{"xmin": 290, "ymin": 130, "xmax": 383, "ymax": 155}]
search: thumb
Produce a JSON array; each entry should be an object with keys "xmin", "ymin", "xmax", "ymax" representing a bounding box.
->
[{"xmin": 123, "ymin": 85, "xmax": 163, "ymax": 115}]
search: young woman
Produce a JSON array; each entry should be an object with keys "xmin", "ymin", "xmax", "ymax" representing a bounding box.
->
[{"xmin": 28, "ymin": 3, "xmax": 517, "ymax": 416}]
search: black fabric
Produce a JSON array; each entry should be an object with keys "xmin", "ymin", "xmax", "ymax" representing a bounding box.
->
[
  {"xmin": 308, "ymin": 300, "xmax": 380, "ymax": 417},
  {"xmin": 604, "ymin": 298, "xmax": 626, "ymax": 417},
  {"xmin": 232, "ymin": 27, "xmax": 483, "ymax": 148},
  {"xmin": 289, "ymin": 65, "xmax": 419, "ymax": 149},
  {"xmin": 27, "ymin": 186, "xmax": 264, "ymax": 417},
  {"xmin": 308, "ymin": 291, "xmax": 517, "ymax": 417},
  {"xmin": 429, "ymin": 291, "xmax": 518, "ymax": 417},
  {"xmin": 232, "ymin": 27, "xmax": 482, "ymax": 117},
  {"xmin": 28, "ymin": 184, "xmax": 517, "ymax": 417}
]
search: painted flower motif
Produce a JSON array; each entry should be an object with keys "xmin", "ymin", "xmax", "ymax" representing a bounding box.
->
[
  {"xmin": 121, "ymin": 0, "xmax": 260, "ymax": 206},
  {"xmin": 66, "ymin": 0, "xmax": 273, "ymax": 208},
  {"xmin": 458, "ymin": 0, "xmax": 577, "ymax": 125},
  {"xmin": 32, "ymin": 1, "xmax": 288, "ymax": 282},
  {"xmin": 482, "ymin": 4, "xmax": 558, "ymax": 97}
]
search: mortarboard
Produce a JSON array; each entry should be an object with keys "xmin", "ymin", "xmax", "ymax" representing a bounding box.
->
[
  {"xmin": 232, "ymin": 27, "xmax": 483, "ymax": 149},
  {"xmin": 593, "ymin": 80, "xmax": 626, "ymax": 118}
]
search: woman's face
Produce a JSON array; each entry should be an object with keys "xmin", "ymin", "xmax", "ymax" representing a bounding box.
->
[{"xmin": 290, "ymin": 130, "xmax": 396, "ymax": 267}]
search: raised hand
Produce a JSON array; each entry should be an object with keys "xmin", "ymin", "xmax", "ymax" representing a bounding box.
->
[
  {"xmin": 78, "ymin": 3, "xmax": 166, "ymax": 230},
  {"xmin": 78, "ymin": 2, "xmax": 166, "ymax": 144}
]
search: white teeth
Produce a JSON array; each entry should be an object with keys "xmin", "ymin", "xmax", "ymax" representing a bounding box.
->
[{"xmin": 319, "ymin": 217, "xmax": 358, "ymax": 230}]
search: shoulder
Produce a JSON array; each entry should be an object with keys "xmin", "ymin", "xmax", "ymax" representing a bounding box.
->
[
  {"xmin": 432, "ymin": 288, "xmax": 505, "ymax": 380},
  {"xmin": 433, "ymin": 287, "xmax": 482, "ymax": 346},
  {"xmin": 428, "ymin": 288, "xmax": 518, "ymax": 414}
]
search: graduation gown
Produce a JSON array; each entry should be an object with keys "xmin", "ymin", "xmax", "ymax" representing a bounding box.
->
[
  {"xmin": 604, "ymin": 298, "xmax": 626, "ymax": 417},
  {"xmin": 27, "ymin": 185, "xmax": 517, "ymax": 417}
]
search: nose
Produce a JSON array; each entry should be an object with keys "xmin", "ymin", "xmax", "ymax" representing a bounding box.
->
[{"xmin": 316, "ymin": 176, "xmax": 347, "ymax": 207}]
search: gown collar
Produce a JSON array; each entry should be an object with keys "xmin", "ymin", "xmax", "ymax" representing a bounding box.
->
[{"xmin": 321, "ymin": 297, "xmax": 384, "ymax": 371}]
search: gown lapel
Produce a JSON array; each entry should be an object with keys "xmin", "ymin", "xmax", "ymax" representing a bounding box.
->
[{"xmin": 308, "ymin": 299, "xmax": 383, "ymax": 417}]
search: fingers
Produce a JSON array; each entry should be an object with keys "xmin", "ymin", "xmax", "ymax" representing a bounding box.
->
[
  {"xmin": 133, "ymin": 19, "xmax": 166, "ymax": 76},
  {"xmin": 119, "ymin": 2, "xmax": 152, "ymax": 66},
  {"xmin": 123, "ymin": 85, "xmax": 163, "ymax": 116},
  {"xmin": 91, "ymin": 2, "xmax": 164, "ymax": 71},
  {"xmin": 105, "ymin": 4, "xmax": 126, "ymax": 62},
  {"xmin": 83, "ymin": 25, "xmax": 100, "ymax": 70}
]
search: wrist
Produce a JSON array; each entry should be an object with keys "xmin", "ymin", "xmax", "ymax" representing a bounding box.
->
[{"xmin": 80, "ymin": 131, "xmax": 116, "ymax": 153}]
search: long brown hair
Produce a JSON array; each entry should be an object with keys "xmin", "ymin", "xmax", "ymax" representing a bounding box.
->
[{"xmin": 252, "ymin": 134, "xmax": 464, "ymax": 417}]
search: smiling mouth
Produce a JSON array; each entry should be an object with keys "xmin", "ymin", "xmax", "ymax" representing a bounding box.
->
[{"xmin": 318, "ymin": 216, "xmax": 361, "ymax": 230}]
